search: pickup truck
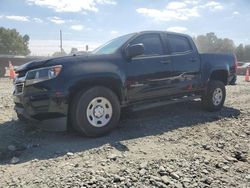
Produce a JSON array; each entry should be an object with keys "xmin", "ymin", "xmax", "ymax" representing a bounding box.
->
[{"xmin": 14, "ymin": 31, "xmax": 237, "ymax": 137}]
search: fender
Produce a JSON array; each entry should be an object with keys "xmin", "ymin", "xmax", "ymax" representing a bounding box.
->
[
  {"xmin": 208, "ymin": 63, "xmax": 229, "ymax": 80},
  {"xmin": 200, "ymin": 53, "xmax": 232, "ymax": 84},
  {"xmin": 63, "ymin": 61, "xmax": 127, "ymax": 105}
]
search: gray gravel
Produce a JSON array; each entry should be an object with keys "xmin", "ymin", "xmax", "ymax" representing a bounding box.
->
[{"xmin": 0, "ymin": 77, "xmax": 249, "ymax": 188}]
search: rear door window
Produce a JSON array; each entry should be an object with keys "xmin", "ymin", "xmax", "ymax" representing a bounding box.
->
[{"xmin": 167, "ymin": 35, "xmax": 192, "ymax": 54}]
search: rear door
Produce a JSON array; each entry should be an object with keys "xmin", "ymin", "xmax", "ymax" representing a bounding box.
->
[
  {"xmin": 164, "ymin": 34, "xmax": 201, "ymax": 94},
  {"xmin": 125, "ymin": 33, "xmax": 174, "ymax": 102}
]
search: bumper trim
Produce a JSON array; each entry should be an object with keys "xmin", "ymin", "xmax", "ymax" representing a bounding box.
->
[{"xmin": 14, "ymin": 106, "xmax": 39, "ymax": 122}]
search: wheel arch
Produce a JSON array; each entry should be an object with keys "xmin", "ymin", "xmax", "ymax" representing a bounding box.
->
[
  {"xmin": 209, "ymin": 69, "xmax": 228, "ymax": 85},
  {"xmin": 68, "ymin": 76, "xmax": 125, "ymax": 106}
]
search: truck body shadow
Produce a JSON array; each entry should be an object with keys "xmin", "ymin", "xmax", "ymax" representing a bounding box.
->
[{"xmin": 0, "ymin": 101, "xmax": 240, "ymax": 164}]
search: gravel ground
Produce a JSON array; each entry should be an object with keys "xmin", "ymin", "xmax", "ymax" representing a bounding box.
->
[{"xmin": 0, "ymin": 77, "xmax": 249, "ymax": 188}]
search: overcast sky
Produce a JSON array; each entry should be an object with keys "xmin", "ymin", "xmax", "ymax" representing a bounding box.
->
[{"xmin": 0, "ymin": 0, "xmax": 249, "ymax": 56}]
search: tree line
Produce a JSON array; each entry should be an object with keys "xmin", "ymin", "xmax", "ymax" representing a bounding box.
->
[
  {"xmin": 0, "ymin": 27, "xmax": 249, "ymax": 61},
  {"xmin": 193, "ymin": 32, "xmax": 250, "ymax": 62},
  {"xmin": 0, "ymin": 27, "xmax": 30, "ymax": 56}
]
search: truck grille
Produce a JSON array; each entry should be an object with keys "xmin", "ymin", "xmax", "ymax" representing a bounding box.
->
[{"xmin": 14, "ymin": 83, "xmax": 24, "ymax": 95}]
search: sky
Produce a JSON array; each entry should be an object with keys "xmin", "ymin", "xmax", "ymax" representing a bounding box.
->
[{"xmin": 0, "ymin": 0, "xmax": 249, "ymax": 56}]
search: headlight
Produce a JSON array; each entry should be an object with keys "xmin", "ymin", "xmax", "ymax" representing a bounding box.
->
[{"xmin": 25, "ymin": 65, "xmax": 62, "ymax": 86}]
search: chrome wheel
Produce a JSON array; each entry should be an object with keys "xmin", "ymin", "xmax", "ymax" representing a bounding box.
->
[
  {"xmin": 212, "ymin": 88, "xmax": 223, "ymax": 106},
  {"xmin": 86, "ymin": 97, "xmax": 113, "ymax": 127}
]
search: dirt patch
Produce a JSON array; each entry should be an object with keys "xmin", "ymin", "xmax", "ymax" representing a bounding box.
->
[{"xmin": 0, "ymin": 77, "xmax": 249, "ymax": 187}]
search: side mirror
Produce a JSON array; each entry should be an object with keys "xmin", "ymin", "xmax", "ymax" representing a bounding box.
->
[{"xmin": 125, "ymin": 43, "xmax": 144, "ymax": 59}]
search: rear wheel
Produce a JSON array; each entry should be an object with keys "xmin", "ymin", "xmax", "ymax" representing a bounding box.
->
[
  {"xmin": 202, "ymin": 80, "xmax": 226, "ymax": 112},
  {"xmin": 70, "ymin": 87, "xmax": 120, "ymax": 137}
]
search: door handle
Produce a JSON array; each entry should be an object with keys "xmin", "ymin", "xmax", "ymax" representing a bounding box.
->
[{"xmin": 160, "ymin": 60, "xmax": 171, "ymax": 64}]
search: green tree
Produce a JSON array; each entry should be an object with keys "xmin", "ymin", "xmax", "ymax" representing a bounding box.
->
[
  {"xmin": 235, "ymin": 44, "xmax": 245, "ymax": 61},
  {"xmin": 23, "ymin": 34, "xmax": 30, "ymax": 46},
  {"xmin": 194, "ymin": 32, "xmax": 235, "ymax": 54},
  {"xmin": 0, "ymin": 27, "xmax": 30, "ymax": 55},
  {"xmin": 219, "ymin": 38, "xmax": 235, "ymax": 53},
  {"xmin": 244, "ymin": 45, "xmax": 250, "ymax": 61}
]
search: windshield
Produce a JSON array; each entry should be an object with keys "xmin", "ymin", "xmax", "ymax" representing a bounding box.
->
[{"xmin": 92, "ymin": 33, "xmax": 135, "ymax": 55}]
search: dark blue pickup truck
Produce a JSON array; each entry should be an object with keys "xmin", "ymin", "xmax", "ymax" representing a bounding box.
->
[{"xmin": 14, "ymin": 31, "xmax": 237, "ymax": 137}]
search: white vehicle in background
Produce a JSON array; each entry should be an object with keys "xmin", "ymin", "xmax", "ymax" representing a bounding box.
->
[{"xmin": 237, "ymin": 62, "xmax": 250, "ymax": 75}]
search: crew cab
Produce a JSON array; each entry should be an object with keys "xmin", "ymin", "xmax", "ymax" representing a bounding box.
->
[{"xmin": 14, "ymin": 31, "xmax": 237, "ymax": 137}]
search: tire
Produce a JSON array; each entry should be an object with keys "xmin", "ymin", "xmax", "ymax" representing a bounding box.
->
[
  {"xmin": 70, "ymin": 86, "xmax": 121, "ymax": 137},
  {"xmin": 202, "ymin": 80, "xmax": 226, "ymax": 112}
]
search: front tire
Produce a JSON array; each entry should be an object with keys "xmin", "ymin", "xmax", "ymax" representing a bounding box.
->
[
  {"xmin": 70, "ymin": 87, "xmax": 121, "ymax": 137},
  {"xmin": 202, "ymin": 80, "xmax": 226, "ymax": 112}
]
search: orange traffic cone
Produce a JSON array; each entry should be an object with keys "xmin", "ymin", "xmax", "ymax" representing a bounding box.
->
[
  {"xmin": 245, "ymin": 67, "xmax": 250, "ymax": 82},
  {"xmin": 9, "ymin": 61, "xmax": 16, "ymax": 79}
]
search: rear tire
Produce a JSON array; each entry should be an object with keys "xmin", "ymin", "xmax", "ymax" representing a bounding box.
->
[
  {"xmin": 202, "ymin": 80, "xmax": 226, "ymax": 112},
  {"xmin": 70, "ymin": 87, "xmax": 120, "ymax": 137}
]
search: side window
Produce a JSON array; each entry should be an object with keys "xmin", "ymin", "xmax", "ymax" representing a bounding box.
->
[
  {"xmin": 130, "ymin": 34, "xmax": 163, "ymax": 56},
  {"xmin": 167, "ymin": 35, "xmax": 192, "ymax": 54}
]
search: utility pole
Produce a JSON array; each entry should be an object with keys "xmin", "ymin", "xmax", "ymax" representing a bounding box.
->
[{"xmin": 60, "ymin": 30, "xmax": 63, "ymax": 54}]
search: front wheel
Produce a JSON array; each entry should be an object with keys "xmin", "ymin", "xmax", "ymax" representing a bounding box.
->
[
  {"xmin": 202, "ymin": 80, "xmax": 226, "ymax": 112},
  {"xmin": 70, "ymin": 87, "xmax": 121, "ymax": 137}
]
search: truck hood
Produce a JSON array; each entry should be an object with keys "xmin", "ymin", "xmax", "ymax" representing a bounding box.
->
[
  {"xmin": 15, "ymin": 54, "xmax": 116, "ymax": 74},
  {"xmin": 15, "ymin": 58, "xmax": 50, "ymax": 73}
]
